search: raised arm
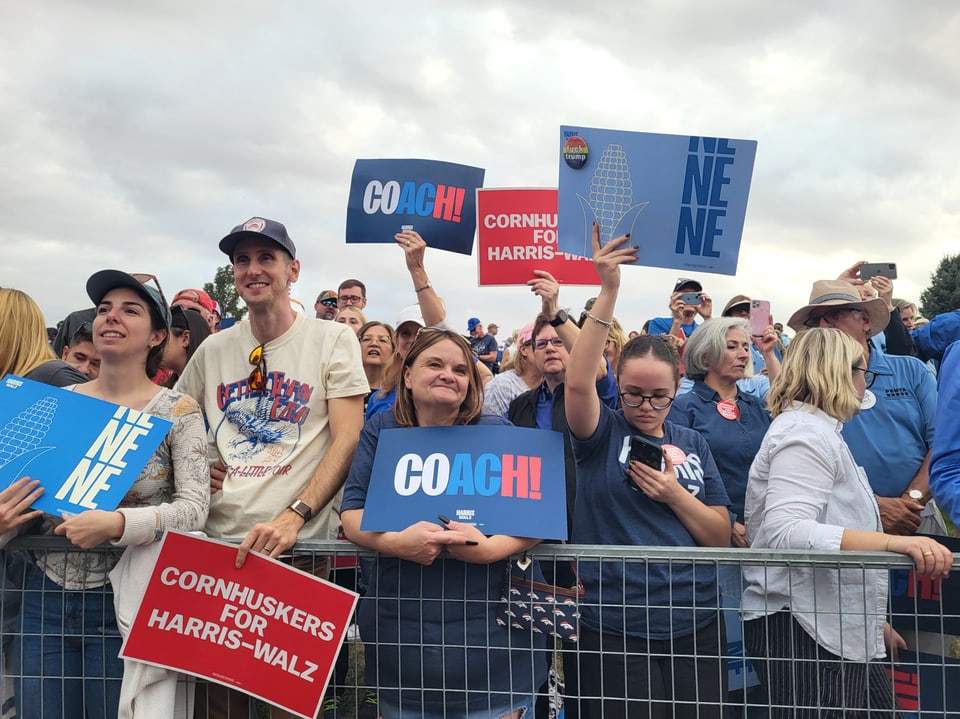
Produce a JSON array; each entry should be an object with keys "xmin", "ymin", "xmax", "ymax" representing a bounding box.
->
[
  {"xmin": 397, "ymin": 230, "xmax": 445, "ymax": 327},
  {"xmin": 565, "ymin": 224, "xmax": 637, "ymax": 439}
]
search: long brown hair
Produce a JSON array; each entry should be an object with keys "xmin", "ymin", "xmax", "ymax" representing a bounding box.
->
[{"xmin": 393, "ymin": 329, "xmax": 484, "ymax": 428}]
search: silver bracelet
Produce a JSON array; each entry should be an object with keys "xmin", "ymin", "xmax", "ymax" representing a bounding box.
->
[{"xmin": 587, "ymin": 313, "xmax": 613, "ymax": 327}]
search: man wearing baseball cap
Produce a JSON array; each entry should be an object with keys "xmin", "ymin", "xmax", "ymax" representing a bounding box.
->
[
  {"xmin": 644, "ymin": 277, "xmax": 713, "ymax": 343},
  {"xmin": 314, "ymin": 289, "xmax": 338, "ymax": 320},
  {"xmin": 176, "ymin": 217, "xmax": 369, "ymax": 717},
  {"xmin": 467, "ymin": 317, "xmax": 498, "ymax": 373}
]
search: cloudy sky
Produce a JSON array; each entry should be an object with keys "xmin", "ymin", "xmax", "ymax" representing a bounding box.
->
[{"xmin": 4, "ymin": 1, "xmax": 959, "ymax": 336}]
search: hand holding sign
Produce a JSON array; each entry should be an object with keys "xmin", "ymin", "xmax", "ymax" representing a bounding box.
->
[
  {"xmin": 592, "ymin": 223, "xmax": 638, "ymax": 291},
  {"xmin": 235, "ymin": 513, "xmax": 304, "ymax": 568},
  {"xmin": 527, "ymin": 270, "xmax": 561, "ymax": 317},
  {"xmin": 385, "ymin": 520, "xmax": 478, "ymax": 566},
  {"xmin": 0, "ymin": 477, "xmax": 44, "ymax": 534},
  {"xmin": 54, "ymin": 509, "xmax": 125, "ymax": 549},
  {"xmin": 395, "ymin": 230, "xmax": 427, "ymax": 272}
]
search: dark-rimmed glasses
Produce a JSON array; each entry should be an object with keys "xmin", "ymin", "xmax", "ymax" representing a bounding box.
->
[
  {"xmin": 619, "ymin": 391, "xmax": 675, "ymax": 410},
  {"xmin": 533, "ymin": 337, "xmax": 564, "ymax": 350},
  {"xmin": 338, "ymin": 294, "xmax": 364, "ymax": 305},
  {"xmin": 852, "ymin": 366, "xmax": 877, "ymax": 389},
  {"xmin": 248, "ymin": 344, "xmax": 267, "ymax": 391},
  {"xmin": 804, "ymin": 307, "xmax": 862, "ymax": 328},
  {"xmin": 130, "ymin": 273, "xmax": 169, "ymax": 309}
]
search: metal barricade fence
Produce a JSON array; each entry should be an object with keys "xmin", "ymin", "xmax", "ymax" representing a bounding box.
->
[{"xmin": 2, "ymin": 538, "xmax": 958, "ymax": 719}]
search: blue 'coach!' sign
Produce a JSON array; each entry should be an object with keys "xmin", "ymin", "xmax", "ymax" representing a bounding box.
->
[
  {"xmin": 557, "ymin": 126, "xmax": 757, "ymax": 276},
  {"xmin": 360, "ymin": 425, "xmax": 567, "ymax": 540},
  {"xmin": 0, "ymin": 375, "xmax": 172, "ymax": 516},
  {"xmin": 346, "ymin": 158, "xmax": 485, "ymax": 255}
]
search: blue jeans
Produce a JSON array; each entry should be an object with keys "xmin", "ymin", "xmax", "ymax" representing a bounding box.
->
[{"xmin": 11, "ymin": 563, "xmax": 122, "ymax": 719}]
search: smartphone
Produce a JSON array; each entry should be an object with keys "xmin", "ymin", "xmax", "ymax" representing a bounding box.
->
[
  {"xmin": 679, "ymin": 292, "xmax": 702, "ymax": 306},
  {"xmin": 630, "ymin": 435, "xmax": 663, "ymax": 471},
  {"xmin": 860, "ymin": 262, "xmax": 898, "ymax": 280},
  {"xmin": 749, "ymin": 299, "xmax": 771, "ymax": 337}
]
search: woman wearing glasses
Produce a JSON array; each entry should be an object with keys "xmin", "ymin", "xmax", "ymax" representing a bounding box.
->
[
  {"xmin": 564, "ymin": 226, "xmax": 731, "ymax": 719},
  {"xmin": 12, "ymin": 270, "xmax": 208, "ymax": 718},
  {"xmin": 668, "ymin": 317, "xmax": 775, "ymax": 548},
  {"xmin": 741, "ymin": 327, "xmax": 952, "ymax": 717},
  {"xmin": 341, "ymin": 329, "xmax": 546, "ymax": 719}
]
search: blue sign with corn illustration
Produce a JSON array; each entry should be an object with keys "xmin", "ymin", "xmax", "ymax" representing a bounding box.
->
[
  {"xmin": 0, "ymin": 375, "xmax": 172, "ymax": 516},
  {"xmin": 557, "ymin": 126, "xmax": 757, "ymax": 276}
]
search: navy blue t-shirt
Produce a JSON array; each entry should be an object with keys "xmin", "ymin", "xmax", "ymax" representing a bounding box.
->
[
  {"xmin": 571, "ymin": 405, "xmax": 730, "ymax": 640},
  {"xmin": 341, "ymin": 412, "xmax": 547, "ymax": 713},
  {"xmin": 668, "ymin": 379, "xmax": 770, "ymax": 522}
]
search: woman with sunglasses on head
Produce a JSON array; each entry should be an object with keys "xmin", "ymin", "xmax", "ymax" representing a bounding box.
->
[
  {"xmin": 481, "ymin": 322, "xmax": 542, "ymax": 417},
  {"xmin": 564, "ymin": 226, "xmax": 731, "ymax": 719},
  {"xmin": 741, "ymin": 327, "xmax": 952, "ymax": 718},
  {"xmin": 341, "ymin": 329, "xmax": 546, "ymax": 718},
  {"xmin": 11, "ymin": 271, "xmax": 209, "ymax": 719}
]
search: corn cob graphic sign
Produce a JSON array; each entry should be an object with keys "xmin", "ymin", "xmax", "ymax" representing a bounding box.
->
[
  {"xmin": 557, "ymin": 126, "xmax": 757, "ymax": 276},
  {"xmin": 0, "ymin": 375, "xmax": 172, "ymax": 516}
]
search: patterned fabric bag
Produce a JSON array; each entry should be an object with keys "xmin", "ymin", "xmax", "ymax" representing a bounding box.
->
[{"xmin": 496, "ymin": 556, "xmax": 583, "ymax": 642}]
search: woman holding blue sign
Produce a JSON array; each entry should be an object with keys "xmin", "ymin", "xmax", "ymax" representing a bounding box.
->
[
  {"xmin": 12, "ymin": 270, "xmax": 208, "ymax": 719},
  {"xmin": 564, "ymin": 225, "xmax": 732, "ymax": 719},
  {"xmin": 342, "ymin": 328, "xmax": 546, "ymax": 719}
]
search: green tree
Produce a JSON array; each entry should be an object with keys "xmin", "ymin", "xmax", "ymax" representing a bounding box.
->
[
  {"xmin": 920, "ymin": 254, "xmax": 960, "ymax": 318},
  {"xmin": 204, "ymin": 265, "xmax": 247, "ymax": 320}
]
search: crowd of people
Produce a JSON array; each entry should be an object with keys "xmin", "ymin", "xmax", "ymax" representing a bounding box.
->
[{"xmin": 1, "ymin": 214, "xmax": 959, "ymax": 719}]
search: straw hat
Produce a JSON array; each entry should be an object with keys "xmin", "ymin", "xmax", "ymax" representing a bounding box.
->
[{"xmin": 787, "ymin": 280, "xmax": 889, "ymax": 337}]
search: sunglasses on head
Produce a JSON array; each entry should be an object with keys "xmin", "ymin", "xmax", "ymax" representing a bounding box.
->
[
  {"xmin": 130, "ymin": 273, "xmax": 169, "ymax": 309},
  {"xmin": 248, "ymin": 344, "xmax": 267, "ymax": 392}
]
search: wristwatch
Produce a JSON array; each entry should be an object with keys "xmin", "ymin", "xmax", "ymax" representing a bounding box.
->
[
  {"xmin": 903, "ymin": 489, "xmax": 928, "ymax": 505},
  {"xmin": 549, "ymin": 309, "xmax": 570, "ymax": 327},
  {"xmin": 287, "ymin": 499, "xmax": 314, "ymax": 523}
]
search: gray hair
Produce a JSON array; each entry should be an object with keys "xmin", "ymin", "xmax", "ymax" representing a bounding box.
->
[{"xmin": 683, "ymin": 318, "xmax": 751, "ymax": 381}]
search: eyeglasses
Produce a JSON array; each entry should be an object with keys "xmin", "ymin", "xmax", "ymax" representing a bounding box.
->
[
  {"xmin": 131, "ymin": 273, "xmax": 169, "ymax": 309},
  {"xmin": 248, "ymin": 344, "xmax": 267, "ymax": 392},
  {"xmin": 852, "ymin": 366, "xmax": 877, "ymax": 389},
  {"xmin": 338, "ymin": 294, "xmax": 364, "ymax": 305},
  {"xmin": 533, "ymin": 337, "xmax": 564, "ymax": 350},
  {"xmin": 619, "ymin": 391, "xmax": 675, "ymax": 410},
  {"xmin": 319, "ymin": 298, "xmax": 338, "ymax": 308},
  {"xmin": 804, "ymin": 307, "xmax": 862, "ymax": 328}
]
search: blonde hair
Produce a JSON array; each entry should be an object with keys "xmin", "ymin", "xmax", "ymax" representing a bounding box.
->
[
  {"xmin": 0, "ymin": 288, "xmax": 57, "ymax": 378},
  {"xmin": 766, "ymin": 328, "xmax": 864, "ymax": 421},
  {"xmin": 605, "ymin": 317, "xmax": 627, "ymax": 372},
  {"xmin": 335, "ymin": 306, "xmax": 368, "ymax": 325}
]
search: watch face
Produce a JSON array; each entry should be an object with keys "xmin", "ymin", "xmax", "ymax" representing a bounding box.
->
[{"xmin": 907, "ymin": 490, "xmax": 923, "ymax": 500}]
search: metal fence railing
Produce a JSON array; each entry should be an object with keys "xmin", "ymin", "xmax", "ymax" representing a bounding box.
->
[{"xmin": 2, "ymin": 538, "xmax": 958, "ymax": 718}]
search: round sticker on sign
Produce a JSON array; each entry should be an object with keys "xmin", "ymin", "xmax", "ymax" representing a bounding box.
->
[
  {"xmin": 860, "ymin": 390, "xmax": 876, "ymax": 410},
  {"xmin": 662, "ymin": 444, "xmax": 687, "ymax": 466},
  {"xmin": 563, "ymin": 135, "xmax": 589, "ymax": 170}
]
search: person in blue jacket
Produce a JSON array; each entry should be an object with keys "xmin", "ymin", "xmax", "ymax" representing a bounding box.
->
[
  {"xmin": 930, "ymin": 339, "xmax": 960, "ymax": 524},
  {"xmin": 564, "ymin": 225, "xmax": 731, "ymax": 719},
  {"xmin": 342, "ymin": 329, "xmax": 546, "ymax": 718}
]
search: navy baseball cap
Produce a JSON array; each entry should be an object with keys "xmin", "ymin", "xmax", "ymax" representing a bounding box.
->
[
  {"xmin": 673, "ymin": 277, "xmax": 702, "ymax": 293},
  {"xmin": 86, "ymin": 270, "xmax": 172, "ymax": 328},
  {"xmin": 219, "ymin": 217, "xmax": 297, "ymax": 260}
]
